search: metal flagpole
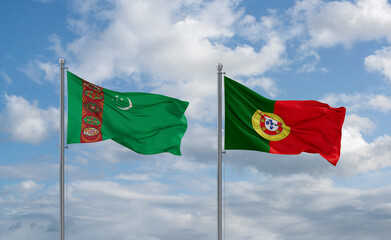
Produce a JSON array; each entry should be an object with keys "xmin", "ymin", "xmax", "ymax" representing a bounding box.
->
[
  {"xmin": 59, "ymin": 58, "xmax": 65, "ymax": 240},
  {"xmin": 217, "ymin": 63, "xmax": 223, "ymax": 240}
]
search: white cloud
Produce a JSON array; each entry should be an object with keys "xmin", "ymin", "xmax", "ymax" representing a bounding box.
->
[
  {"xmin": 64, "ymin": 0, "xmax": 285, "ymax": 82},
  {"xmin": 115, "ymin": 173, "xmax": 157, "ymax": 181},
  {"xmin": 337, "ymin": 114, "xmax": 391, "ymax": 175},
  {"xmin": 237, "ymin": 9, "xmax": 290, "ymax": 50},
  {"xmin": 19, "ymin": 60, "xmax": 58, "ymax": 83},
  {"xmin": 289, "ymin": 0, "xmax": 391, "ymax": 77},
  {"xmin": 0, "ymin": 70, "xmax": 12, "ymax": 83},
  {"xmin": 297, "ymin": 61, "xmax": 329, "ymax": 73},
  {"xmin": 52, "ymin": 0, "xmax": 287, "ymax": 127},
  {"xmin": 368, "ymin": 94, "xmax": 391, "ymax": 113},
  {"xmin": 245, "ymin": 77, "xmax": 279, "ymax": 98},
  {"xmin": 3, "ymin": 170, "xmax": 390, "ymax": 240},
  {"xmin": 294, "ymin": 0, "xmax": 391, "ymax": 48},
  {"xmin": 4, "ymin": 180, "xmax": 43, "ymax": 196},
  {"xmin": 224, "ymin": 174, "xmax": 391, "ymax": 240},
  {"xmin": 0, "ymin": 162, "xmax": 68, "ymax": 180},
  {"xmin": 0, "ymin": 94, "xmax": 59, "ymax": 144},
  {"xmin": 181, "ymin": 122, "xmax": 216, "ymax": 158},
  {"xmin": 320, "ymin": 93, "xmax": 391, "ymax": 113},
  {"xmin": 365, "ymin": 46, "xmax": 391, "ymax": 83}
]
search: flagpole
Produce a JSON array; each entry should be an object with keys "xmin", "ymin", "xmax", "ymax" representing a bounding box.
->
[
  {"xmin": 217, "ymin": 63, "xmax": 223, "ymax": 240},
  {"xmin": 59, "ymin": 58, "xmax": 65, "ymax": 240}
]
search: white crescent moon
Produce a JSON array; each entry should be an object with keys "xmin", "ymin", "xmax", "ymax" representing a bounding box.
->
[{"xmin": 117, "ymin": 97, "xmax": 132, "ymax": 110}]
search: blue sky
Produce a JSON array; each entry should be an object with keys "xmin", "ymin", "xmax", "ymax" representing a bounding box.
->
[{"xmin": 1, "ymin": 0, "xmax": 391, "ymax": 239}]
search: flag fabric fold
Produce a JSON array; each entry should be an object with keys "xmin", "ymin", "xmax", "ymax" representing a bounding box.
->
[
  {"xmin": 224, "ymin": 76, "xmax": 346, "ymax": 165},
  {"xmin": 67, "ymin": 71, "xmax": 188, "ymax": 156}
]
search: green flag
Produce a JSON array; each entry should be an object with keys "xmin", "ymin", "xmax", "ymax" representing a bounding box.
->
[{"xmin": 67, "ymin": 71, "xmax": 189, "ymax": 155}]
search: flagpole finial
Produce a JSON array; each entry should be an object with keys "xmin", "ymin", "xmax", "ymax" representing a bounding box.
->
[
  {"xmin": 59, "ymin": 58, "xmax": 65, "ymax": 65},
  {"xmin": 217, "ymin": 63, "xmax": 223, "ymax": 71}
]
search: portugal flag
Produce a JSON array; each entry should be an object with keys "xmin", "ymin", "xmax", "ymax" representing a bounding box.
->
[
  {"xmin": 224, "ymin": 76, "xmax": 346, "ymax": 165},
  {"xmin": 67, "ymin": 71, "xmax": 188, "ymax": 156}
]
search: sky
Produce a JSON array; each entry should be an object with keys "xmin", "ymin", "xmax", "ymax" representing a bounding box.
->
[{"xmin": 1, "ymin": 0, "xmax": 391, "ymax": 239}]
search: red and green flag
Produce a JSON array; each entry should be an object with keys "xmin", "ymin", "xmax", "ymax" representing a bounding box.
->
[
  {"xmin": 224, "ymin": 76, "xmax": 346, "ymax": 165},
  {"xmin": 67, "ymin": 71, "xmax": 189, "ymax": 155}
]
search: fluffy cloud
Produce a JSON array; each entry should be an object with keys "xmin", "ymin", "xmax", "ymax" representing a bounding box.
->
[
  {"xmin": 0, "ymin": 70, "xmax": 12, "ymax": 83},
  {"xmin": 19, "ymin": 60, "xmax": 58, "ymax": 84},
  {"xmin": 240, "ymin": 76, "xmax": 279, "ymax": 98},
  {"xmin": 321, "ymin": 93, "xmax": 391, "ymax": 113},
  {"xmin": 0, "ymin": 163, "xmax": 59, "ymax": 180},
  {"xmin": 289, "ymin": 0, "xmax": 391, "ymax": 82},
  {"xmin": 50, "ymin": 0, "xmax": 287, "ymax": 126},
  {"xmin": 2, "ymin": 169, "xmax": 391, "ymax": 240},
  {"xmin": 293, "ymin": 0, "xmax": 391, "ymax": 48},
  {"xmin": 224, "ymin": 174, "xmax": 391, "ymax": 240},
  {"xmin": 365, "ymin": 46, "xmax": 391, "ymax": 83},
  {"xmin": 337, "ymin": 114, "xmax": 391, "ymax": 175},
  {"xmin": 0, "ymin": 94, "xmax": 59, "ymax": 144},
  {"xmin": 3, "ymin": 180, "xmax": 43, "ymax": 196},
  {"xmin": 0, "ymin": 156, "xmax": 217, "ymax": 240}
]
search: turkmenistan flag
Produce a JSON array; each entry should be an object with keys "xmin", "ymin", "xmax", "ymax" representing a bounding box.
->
[
  {"xmin": 67, "ymin": 71, "xmax": 189, "ymax": 156},
  {"xmin": 224, "ymin": 76, "xmax": 346, "ymax": 165}
]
